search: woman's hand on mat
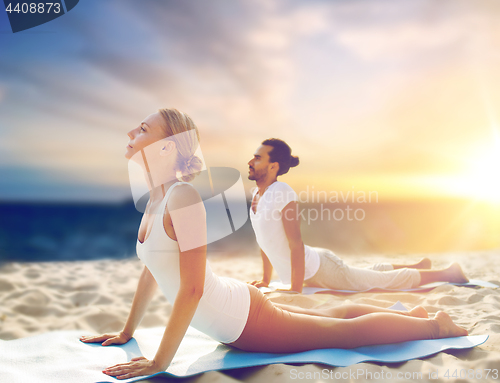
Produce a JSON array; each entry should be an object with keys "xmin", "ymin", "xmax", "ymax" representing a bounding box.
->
[
  {"xmin": 79, "ymin": 331, "xmax": 132, "ymax": 346},
  {"xmin": 249, "ymin": 280, "xmax": 269, "ymax": 288},
  {"xmin": 102, "ymin": 356, "xmax": 162, "ymax": 380}
]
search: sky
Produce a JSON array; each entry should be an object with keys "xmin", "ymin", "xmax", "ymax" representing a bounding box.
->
[{"xmin": 0, "ymin": 0, "xmax": 500, "ymax": 202}]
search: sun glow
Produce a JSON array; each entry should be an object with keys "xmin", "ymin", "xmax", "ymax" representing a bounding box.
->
[{"xmin": 451, "ymin": 128, "xmax": 500, "ymax": 203}]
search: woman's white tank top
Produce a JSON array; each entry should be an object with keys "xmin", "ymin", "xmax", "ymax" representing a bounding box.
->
[{"xmin": 136, "ymin": 182, "xmax": 251, "ymax": 343}]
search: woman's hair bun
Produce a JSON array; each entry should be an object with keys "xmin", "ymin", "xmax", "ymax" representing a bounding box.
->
[
  {"xmin": 290, "ymin": 155, "xmax": 299, "ymax": 168},
  {"xmin": 180, "ymin": 155, "xmax": 202, "ymax": 182}
]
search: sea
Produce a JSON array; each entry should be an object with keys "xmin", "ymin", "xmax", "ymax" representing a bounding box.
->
[{"xmin": 0, "ymin": 199, "xmax": 499, "ymax": 262}]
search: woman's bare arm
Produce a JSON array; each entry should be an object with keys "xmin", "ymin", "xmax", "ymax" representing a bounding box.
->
[
  {"xmin": 122, "ymin": 265, "xmax": 158, "ymax": 338},
  {"xmin": 102, "ymin": 184, "xmax": 207, "ymax": 378},
  {"xmin": 152, "ymin": 184, "xmax": 207, "ymax": 370},
  {"xmin": 152, "ymin": 243, "xmax": 206, "ymax": 370},
  {"xmin": 80, "ymin": 265, "xmax": 158, "ymax": 346}
]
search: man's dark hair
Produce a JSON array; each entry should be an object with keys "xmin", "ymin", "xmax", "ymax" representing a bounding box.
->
[{"xmin": 262, "ymin": 138, "xmax": 300, "ymax": 176}]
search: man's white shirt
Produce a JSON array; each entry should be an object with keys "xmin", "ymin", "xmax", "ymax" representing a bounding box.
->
[{"xmin": 250, "ymin": 181, "xmax": 320, "ymax": 284}]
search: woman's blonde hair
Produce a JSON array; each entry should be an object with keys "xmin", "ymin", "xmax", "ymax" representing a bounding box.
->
[{"xmin": 158, "ymin": 108, "xmax": 202, "ymax": 182}]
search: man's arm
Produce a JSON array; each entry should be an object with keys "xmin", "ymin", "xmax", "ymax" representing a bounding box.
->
[
  {"xmin": 282, "ymin": 201, "xmax": 305, "ymax": 293},
  {"xmin": 249, "ymin": 249, "xmax": 273, "ymax": 287}
]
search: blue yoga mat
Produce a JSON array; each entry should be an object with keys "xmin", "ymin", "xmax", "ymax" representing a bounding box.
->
[
  {"xmin": 261, "ymin": 279, "xmax": 499, "ymax": 295},
  {"xmin": 0, "ymin": 303, "xmax": 488, "ymax": 383}
]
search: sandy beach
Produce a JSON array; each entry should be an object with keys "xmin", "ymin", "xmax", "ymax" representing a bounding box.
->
[{"xmin": 1, "ymin": 249, "xmax": 499, "ymax": 382}]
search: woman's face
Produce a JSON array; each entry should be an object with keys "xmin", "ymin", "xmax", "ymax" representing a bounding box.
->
[{"xmin": 125, "ymin": 112, "xmax": 167, "ymax": 160}]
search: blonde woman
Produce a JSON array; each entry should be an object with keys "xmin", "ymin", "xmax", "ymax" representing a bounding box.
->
[{"xmin": 80, "ymin": 109, "xmax": 467, "ymax": 380}]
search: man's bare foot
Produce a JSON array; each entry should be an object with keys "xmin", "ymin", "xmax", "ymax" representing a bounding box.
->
[
  {"xmin": 392, "ymin": 257, "xmax": 432, "ymax": 270},
  {"xmin": 416, "ymin": 258, "xmax": 432, "ymax": 269},
  {"xmin": 445, "ymin": 263, "xmax": 469, "ymax": 283},
  {"xmin": 434, "ymin": 311, "xmax": 468, "ymax": 338},
  {"xmin": 409, "ymin": 305, "xmax": 428, "ymax": 318}
]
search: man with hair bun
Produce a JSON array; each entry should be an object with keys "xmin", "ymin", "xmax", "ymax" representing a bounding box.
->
[{"xmin": 248, "ymin": 138, "xmax": 468, "ymax": 293}]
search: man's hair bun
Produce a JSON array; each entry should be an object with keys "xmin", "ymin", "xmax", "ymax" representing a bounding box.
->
[{"xmin": 290, "ymin": 155, "xmax": 299, "ymax": 168}]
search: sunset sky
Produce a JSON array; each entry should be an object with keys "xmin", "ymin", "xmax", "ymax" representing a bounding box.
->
[{"xmin": 1, "ymin": 0, "xmax": 499, "ymax": 203}]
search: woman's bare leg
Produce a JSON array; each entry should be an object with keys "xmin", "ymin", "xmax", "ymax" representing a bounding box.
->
[
  {"xmin": 392, "ymin": 257, "xmax": 432, "ymax": 270},
  {"xmin": 418, "ymin": 263, "xmax": 468, "ymax": 285},
  {"xmin": 233, "ymin": 307, "xmax": 466, "ymax": 353},
  {"xmin": 230, "ymin": 286, "xmax": 467, "ymax": 353},
  {"xmin": 273, "ymin": 302, "xmax": 428, "ymax": 319}
]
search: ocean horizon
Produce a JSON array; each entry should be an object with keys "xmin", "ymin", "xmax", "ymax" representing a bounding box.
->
[{"xmin": 0, "ymin": 198, "xmax": 498, "ymax": 263}]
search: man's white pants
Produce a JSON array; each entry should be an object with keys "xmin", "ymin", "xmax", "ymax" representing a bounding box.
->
[{"xmin": 304, "ymin": 248, "xmax": 421, "ymax": 291}]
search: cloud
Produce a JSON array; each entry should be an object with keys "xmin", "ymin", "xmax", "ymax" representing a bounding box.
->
[
  {"xmin": 326, "ymin": 0, "xmax": 495, "ymax": 62},
  {"xmin": 1, "ymin": 0, "xmax": 499, "ymax": 200},
  {"xmin": 335, "ymin": 20, "xmax": 463, "ymax": 61},
  {"xmin": 60, "ymin": 0, "xmax": 335, "ymax": 133}
]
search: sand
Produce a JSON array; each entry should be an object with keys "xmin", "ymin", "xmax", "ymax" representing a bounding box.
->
[{"xmin": 0, "ymin": 249, "xmax": 499, "ymax": 382}]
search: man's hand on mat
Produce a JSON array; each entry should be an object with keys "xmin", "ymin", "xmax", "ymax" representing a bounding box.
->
[
  {"xmin": 249, "ymin": 280, "xmax": 269, "ymax": 288},
  {"xmin": 79, "ymin": 331, "xmax": 132, "ymax": 346},
  {"xmin": 102, "ymin": 356, "xmax": 162, "ymax": 379}
]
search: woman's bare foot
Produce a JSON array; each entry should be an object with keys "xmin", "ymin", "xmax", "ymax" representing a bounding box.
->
[
  {"xmin": 434, "ymin": 311, "xmax": 468, "ymax": 338},
  {"xmin": 445, "ymin": 263, "xmax": 469, "ymax": 283},
  {"xmin": 409, "ymin": 305, "xmax": 428, "ymax": 318}
]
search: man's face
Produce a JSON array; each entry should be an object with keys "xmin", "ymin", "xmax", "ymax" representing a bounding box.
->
[{"xmin": 248, "ymin": 145, "xmax": 273, "ymax": 181}]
